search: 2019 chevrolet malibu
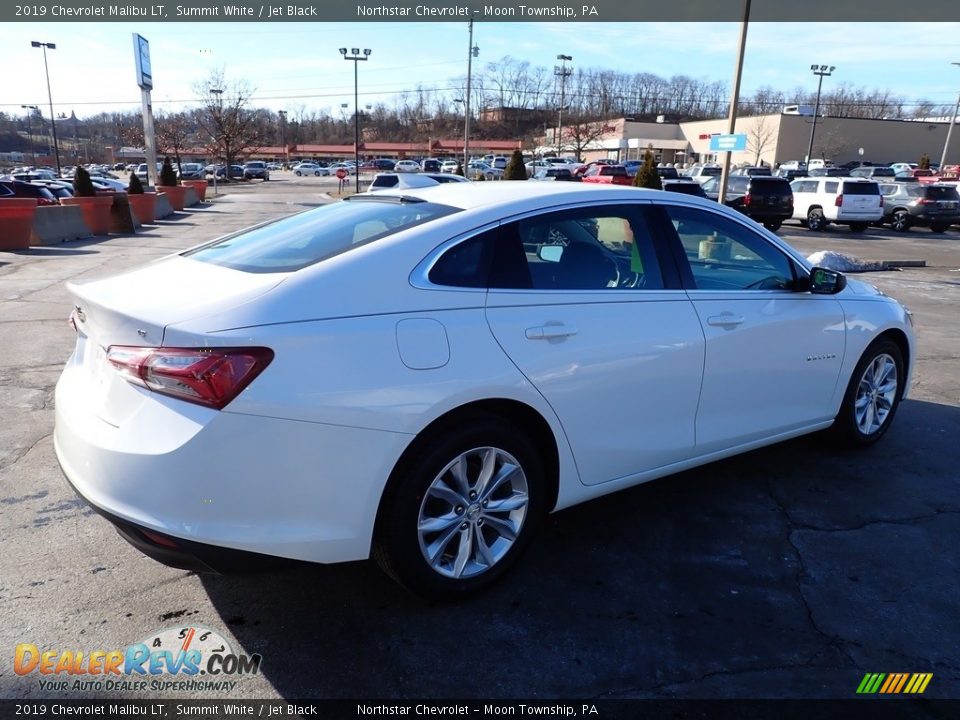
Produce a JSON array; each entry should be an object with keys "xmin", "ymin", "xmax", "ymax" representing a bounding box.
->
[{"xmin": 55, "ymin": 183, "xmax": 915, "ymax": 599}]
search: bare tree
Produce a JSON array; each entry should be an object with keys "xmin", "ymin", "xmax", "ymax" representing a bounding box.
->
[
  {"xmin": 155, "ymin": 111, "xmax": 193, "ymax": 173},
  {"xmin": 193, "ymin": 69, "xmax": 267, "ymax": 172},
  {"xmin": 561, "ymin": 115, "xmax": 612, "ymax": 161},
  {"xmin": 746, "ymin": 115, "xmax": 776, "ymax": 164}
]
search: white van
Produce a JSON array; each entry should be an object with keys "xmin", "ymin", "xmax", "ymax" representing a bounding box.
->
[{"xmin": 790, "ymin": 177, "xmax": 883, "ymax": 232}]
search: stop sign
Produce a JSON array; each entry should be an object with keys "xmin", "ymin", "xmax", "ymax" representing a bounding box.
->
[{"xmin": 335, "ymin": 168, "xmax": 348, "ymax": 180}]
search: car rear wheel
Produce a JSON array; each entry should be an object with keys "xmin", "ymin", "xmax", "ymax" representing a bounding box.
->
[
  {"xmin": 763, "ymin": 221, "xmax": 782, "ymax": 232},
  {"xmin": 930, "ymin": 223, "xmax": 949, "ymax": 233},
  {"xmin": 373, "ymin": 416, "xmax": 545, "ymax": 599},
  {"xmin": 891, "ymin": 210, "xmax": 911, "ymax": 232},
  {"xmin": 295, "ymin": 171, "xmax": 302, "ymax": 176},
  {"xmin": 314, "ymin": 171, "xmax": 321, "ymax": 176},
  {"xmin": 806, "ymin": 208, "xmax": 826, "ymax": 231},
  {"xmin": 829, "ymin": 339, "xmax": 903, "ymax": 448},
  {"xmin": 849, "ymin": 222, "xmax": 868, "ymax": 233}
]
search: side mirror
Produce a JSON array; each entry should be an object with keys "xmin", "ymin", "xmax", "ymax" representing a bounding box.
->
[
  {"xmin": 538, "ymin": 245, "xmax": 563, "ymax": 263},
  {"xmin": 808, "ymin": 266, "xmax": 847, "ymax": 294}
]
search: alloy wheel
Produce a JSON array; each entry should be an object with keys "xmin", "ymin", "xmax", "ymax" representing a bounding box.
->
[
  {"xmin": 417, "ymin": 446, "xmax": 529, "ymax": 579},
  {"xmin": 854, "ymin": 353, "xmax": 899, "ymax": 436}
]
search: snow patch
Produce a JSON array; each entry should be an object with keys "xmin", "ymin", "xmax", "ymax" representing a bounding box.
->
[{"xmin": 806, "ymin": 251, "xmax": 890, "ymax": 273}]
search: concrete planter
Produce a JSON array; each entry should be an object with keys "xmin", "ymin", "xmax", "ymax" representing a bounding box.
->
[
  {"xmin": 157, "ymin": 184, "xmax": 187, "ymax": 211},
  {"xmin": 127, "ymin": 192, "xmax": 157, "ymax": 224},
  {"xmin": 61, "ymin": 195, "xmax": 113, "ymax": 236},
  {"xmin": 181, "ymin": 179, "xmax": 207, "ymax": 202},
  {"xmin": 0, "ymin": 198, "xmax": 39, "ymax": 250}
]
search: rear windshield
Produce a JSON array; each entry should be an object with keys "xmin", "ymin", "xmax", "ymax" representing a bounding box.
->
[
  {"xmin": 842, "ymin": 182, "xmax": 880, "ymax": 195},
  {"xmin": 870, "ymin": 168, "xmax": 895, "ymax": 176},
  {"xmin": 184, "ymin": 199, "xmax": 459, "ymax": 273},
  {"xmin": 601, "ymin": 167, "xmax": 627, "ymax": 176},
  {"xmin": 749, "ymin": 178, "xmax": 791, "ymax": 193},
  {"xmin": 925, "ymin": 186, "xmax": 960, "ymax": 200}
]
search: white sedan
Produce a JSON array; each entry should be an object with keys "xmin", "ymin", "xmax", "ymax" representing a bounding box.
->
[
  {"xmin": 55, "ymin": 184, "xmax": 914, "ymax": 599},
  {"xmin": 394, "ymin": 160, "xmax": 420, "ymax": 173},
  {"xmin": 292, "ymin": 162, "xmax": 328, "ymax": 176}
]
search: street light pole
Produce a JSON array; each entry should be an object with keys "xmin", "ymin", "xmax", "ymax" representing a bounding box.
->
[
  {"xmin": 554, "ymin": 54, "xmax": 572, "ymax": 156},
  {"xmin": 340, "ymin": 48, "xmax": 371, "ymax": 193},
  {"xmin": 805, "ymin": 64, "xmax": 835, "ymax": 167},
  {"xmin": 21, "ymin": 105, "xmax": 39, "ymax": 166},
  {"xmin": 210, "ymin": 87, "xmax": 223, "ymax": 195},
  {"xmin": 31, "ymin": 41, "xmax": 62, "ymax": 177},
  {"xmin": 463, "ymin": 20, "xmax": 478, "ymax": 172},
  {"xmin": 937, "ymin": 62, "xmax": 960, "ymax": 171},
  {"xmin": 278, "ymin": 110, "xmax": 288, "ymax": 166}
]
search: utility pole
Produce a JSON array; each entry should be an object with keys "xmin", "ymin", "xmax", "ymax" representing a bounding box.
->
[
  {"xmin": 717, "ymin": 0, "xmax": 750, "ymax": 205},
  {"xmin": 805, "ymin": 64, "xmax": 836, "ymax": 168},
  {"xmin": 554, "ymin": 54, "xmax": 572, "ymax": 156},
  {"xmin": 938, "ymin": 63, "xmax": 960, "ymax": 170}
]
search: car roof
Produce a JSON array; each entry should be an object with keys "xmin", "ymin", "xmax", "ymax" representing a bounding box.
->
[{"xmin": 372, "ymin": 180, "xmax": 677, "ymax": 211}]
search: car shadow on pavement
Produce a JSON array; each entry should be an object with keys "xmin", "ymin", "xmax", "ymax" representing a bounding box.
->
[{"xmin": 198, "ymin": 398, "xmax": 960, "ymax": 699}]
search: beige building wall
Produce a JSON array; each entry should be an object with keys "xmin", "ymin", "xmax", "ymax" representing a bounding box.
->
[{"xmin": 680, "ymin": 115, "xmax": 784, "ymax": 166}]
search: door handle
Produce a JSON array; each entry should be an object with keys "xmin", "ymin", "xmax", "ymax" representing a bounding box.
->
[
  {"xmin": 707, "ymin": 313, "xmax": 745, "ymax": 328},
  {"xmin": 525, "ymin": 325, "xmax": 579, "ymax": 340}
]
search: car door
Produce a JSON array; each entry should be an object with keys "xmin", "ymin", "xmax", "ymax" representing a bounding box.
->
[
  {"xmin": 655, "ymin": 204, "xmax": 845, "ymax": 454},
  {"xmin": 483, "ymin": 204, "xmax": 705, "ymax": 486}
]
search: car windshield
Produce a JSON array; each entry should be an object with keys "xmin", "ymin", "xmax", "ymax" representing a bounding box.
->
[{"xmin": 184, "ymin": 199, "xmax": 459, "ymax": 273}]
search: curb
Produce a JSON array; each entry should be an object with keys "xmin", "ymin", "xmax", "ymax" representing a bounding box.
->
[{"xmin": 882, "ymin": 260, "xmax": 927, "ymax": 269}]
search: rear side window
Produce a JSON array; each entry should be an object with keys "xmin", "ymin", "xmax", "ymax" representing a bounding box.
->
[
  {"xmin": 371, "ymin": 175, "xmax": 399, "ymax": 188},
  {"xmin": 825, "ymin": 181, "xmax": 839, "ymax": 194},
  {"xmin": 842, "ymin": 182, "xmax": 879, "ymax": 195},
  {"xmin": 185, "ymin": 199, "xmax": 459, "ymax": 273}
]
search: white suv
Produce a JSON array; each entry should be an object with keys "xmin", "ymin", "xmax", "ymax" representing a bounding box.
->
[{"xmin": 790, "ymin": 177, "xmax": 883, "ymax": 232}]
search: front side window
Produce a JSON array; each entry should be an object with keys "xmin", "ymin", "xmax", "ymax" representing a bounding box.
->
[{"xmin": 663, "ymin": 205, "xmax": 796, "ymax": 291}]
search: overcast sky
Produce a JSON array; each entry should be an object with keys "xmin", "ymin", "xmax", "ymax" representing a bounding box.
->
[{"xmin": 2, "ymin": 22, "xmax": 958, "ymax": 120}]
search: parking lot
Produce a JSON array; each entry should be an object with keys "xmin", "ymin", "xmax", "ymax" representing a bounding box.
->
[{"xmin": 1, "ymin": 177, "xmax": 958, "ymax": 701}]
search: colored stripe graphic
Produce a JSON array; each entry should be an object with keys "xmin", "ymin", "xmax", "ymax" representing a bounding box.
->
[{"xmin": 857, "ymin": 672, "xmax": 932, "ymax": 694}]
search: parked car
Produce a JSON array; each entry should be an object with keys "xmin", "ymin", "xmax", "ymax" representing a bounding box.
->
[
  {"xmin": 243, "ymin": 161, "xmax": 270, "ymax": 181},
  {"xmin": 368, "ymin": 159, "xmax": 398, "ymax": 171},
  {"xmin": 54, "ymin": 183, "xmax": 916, "ymax": 599},
  {"xmin": 661, "ymin": 179, "xmax": 707, "ymax": 198},
  {"xmin": 29, "ymin": 180, "xmax": 74, "ymax": 200},
  {"xmin": 440, "ymin": 159, "xmax": 461, "ymax": 173},
  {"xmin": 581, "ymin": 165, "xmax": 632, "ymax": 186},
  {"xmin": 529, "ymin": 168, "xmax": 581, "ymax": 182},
  {"xmin": 656, "ymin": 167, "xmax": 681, "ymax": 180},
  {"xmin": 135, "ymin": 163, "xmax": 163, "ymax": 180},
  {"xmin": 849, "ymin": 166, "xmax": 896, "ymax": 180},
  {"xmin": 731, "ymin": 166, "xmax": 773, "ymax": 177},
  {"xmin": 702, "ymin": 175, "xmax": 793, "ymax": 231},
  {"xmin": 806, "ymin": 167, "xmax": 848, "ymax": 177},
  {"xmin": 393, "ymin": 160, "xmax": 420, "ymax": 173},
  {"xmin": 292, "ymin": 162, "xmax": 328, "ymax": 177},
  {"xmin": 368, "ymin": 173, "xmax": 470, "ymax": 192},
  {"xmin": 774, "ymin": 168, "xmax": 808, "ymax": 181},
  {"xmin": 0, "ymin": 179, "xmax": 58, "ymax": 205},
  {"xmin": 420, "ymin": 159, "xmax": 443, "ymax": 173},
  {"xmin": 889, "ymin": 163, "xmax": 918, "ymax": 175},
  {"xmin": 214, "ymin": 165, "xmax": 245, "ymax": 180},
  {"xmin": 466, "ymin": 161, "xmax": 503, "ymax": 180},
  {"xmin": 178, "ymin": 163, "xmax": 207, "ymax": 181},
  {"xmin": 573, "ymin": 160, "xmax": 618, "ymax": 177},
  {"xmin": 685, "ymin": 165, "xmax": 722, "ymax": 182},
  {"xmin": 878, "ymin": 182, "xmax": 960, "ymax": 233},
  {"xmin": 790, "ymin": 177, "xmax": 883, "ymax": 232}
]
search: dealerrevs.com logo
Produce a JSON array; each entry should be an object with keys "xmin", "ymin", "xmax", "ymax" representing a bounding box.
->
[{"xmin": 14, "ymin": 626, "xmax": 262, "ymax": 693}]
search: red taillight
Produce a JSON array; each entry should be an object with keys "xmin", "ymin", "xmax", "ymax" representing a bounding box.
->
[
  {"xmin": 742, "ymin": 192, "xmax": 752, "ymax": 207},
  {"xmin": 106, "ymin": 346, "xmax": 274, "ymax": 410},
  {"xmin": 835, "ymin": 194, "xmax": 843, "ymax": 207},
  {"xmin": 917, "ymin": 198, "xmax": 935, "ymax": 205}
]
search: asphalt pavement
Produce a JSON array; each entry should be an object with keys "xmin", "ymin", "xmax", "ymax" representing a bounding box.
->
[{"xmin": 1, "ymin": 177, "xmax": 958, "ymax": 703}]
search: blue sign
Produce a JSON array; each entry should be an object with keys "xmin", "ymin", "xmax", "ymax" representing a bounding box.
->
[{"xmin": 709, "ymin": 133, "xmax": 747, "ymax": 152}]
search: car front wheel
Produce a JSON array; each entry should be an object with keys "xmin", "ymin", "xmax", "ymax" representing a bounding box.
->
[
  {"xmin": 829, "ymin": 339, "xmax": 904, "ymax": 448},
  {"xmin": 295, "ymin": 171, "xmax": 302, "ymax": 176},
  {"xmin": 373, "ymin": 416, "xmax": 545, "ymax": 599}
]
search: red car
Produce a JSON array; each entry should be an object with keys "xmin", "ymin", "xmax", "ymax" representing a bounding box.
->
[
  {"xmin": 573, "ymin": 159, "xmax": 617, "ymax": 177},
  {"xmin": 0, "ymin": 179, "xmax": 58, "ymax": 205},
  {"xmin": 580, "ymin": 165, "xmax": 633, "ymax": 186}
]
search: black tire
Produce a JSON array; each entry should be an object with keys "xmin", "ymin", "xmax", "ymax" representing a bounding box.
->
[
  {"xmin": 807, "ymin": 208, "xmax": 826, "ymax": 231},
  {"xmin": 849, "ymin": 222, "xmax": 868, "ymax": 233},
  {"xmin": 891, "ymin": 210, "xmax": 910, "ymax": 232},
  {"xmin": 763, "ymin": 221, "xmax": 782, "ymax": 232},
  {"xmin": 295, "ymin": 171, "xmax": 302, "ymax": 176},
  {"xmin": 829, "ymin": 339, "xmax": 904, "ymax": 448},
  {"xmin": 314, "ymin": 171, "xmax": 321, "ymax": 176},
  {"xmin": 930, "ymin": 223, "xmax": 948, "ymax": 233},
  {"xmin": 373, "ymin": 415, "xmax": 546, "ymax": 600}
]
